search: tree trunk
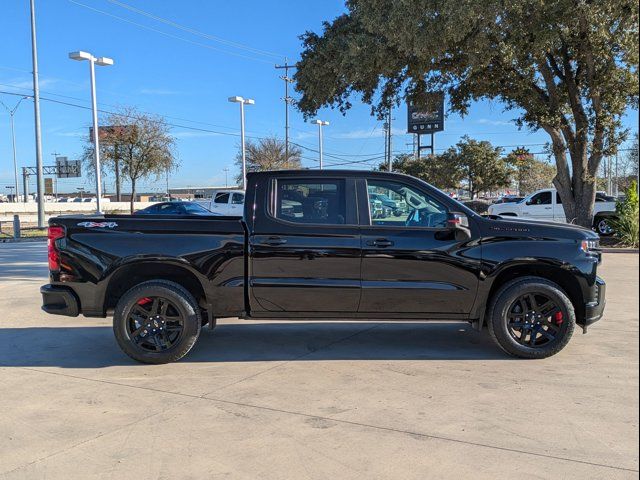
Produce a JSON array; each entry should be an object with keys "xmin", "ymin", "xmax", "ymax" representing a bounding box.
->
[
  {"xmin": 114, "ymin": 145, "xmax": 121, "ymax": 202},
  {"xmin": 554, "ymin": 149, "xmax": 597, "ymax": 228},
  {"xmin": 130, "ymin": 179, "xmax": 136, "ymax": 214}
]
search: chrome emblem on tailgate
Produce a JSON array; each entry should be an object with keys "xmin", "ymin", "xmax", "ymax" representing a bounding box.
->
[{"xmin": 77, "ymin": 221, "xmax": 118, "ymax": 228}]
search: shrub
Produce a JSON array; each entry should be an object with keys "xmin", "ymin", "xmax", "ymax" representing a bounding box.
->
[{"xmin": 611, "ymin": 181, "xmax": 639, "ymax": 247}]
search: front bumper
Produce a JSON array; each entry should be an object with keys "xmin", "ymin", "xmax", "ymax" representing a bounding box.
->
[
  {"xmin": 582, "ymin": 277, "xmax": 606, "ymax": 332},
  {"xmin": 41, "ymin": 285, "xmax": 79, "ymax": 317}
]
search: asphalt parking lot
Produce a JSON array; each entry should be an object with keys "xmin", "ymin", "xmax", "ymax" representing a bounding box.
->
[{"xmin": 0, "ymin": 242, "xmax": 638, "ymax": 479}]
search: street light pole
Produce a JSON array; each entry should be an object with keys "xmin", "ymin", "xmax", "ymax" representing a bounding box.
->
[
  {"xmin": 313, "ymin": 120, "xmax": 329, "ymax": 169},
  {"xmin": 228, "ymin": 96, "xmax": 255, "ymax": 189},
  {"xmin": 69, "ymin": 51, "xmax": 113, "ymax": 214},
  {"xmin": 0, "ymin": 97, "xmax": 28, "ymax": 203},
  {"xmin": 29, "ymin": 0, "xmax": 45, "ymax": 226}
]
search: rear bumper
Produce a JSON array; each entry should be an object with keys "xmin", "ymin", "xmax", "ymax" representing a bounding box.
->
[
  {"xmin": 41, "ymin": 285, "xmax": 79, "ymax": 317},
  {"xmin": 582, "ymin": 277, "xmax": 606, "ymax": 331}
]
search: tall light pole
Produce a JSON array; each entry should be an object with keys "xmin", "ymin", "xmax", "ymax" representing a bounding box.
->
[
  {"xmin": 69, "ymin": 51, "xmax": 113, "ymax": 213},
  {"xmin": 313, "ymin": 120, "xmax": 329, "ymax": 169},
  {"xmin": 29, "ymin": 0, "xmax": 45, "ymax": 226},
  {"xmin": 0, "ymin": 96, "xmax": 28, "ymax": 202},
  {"xmin": 228, "ymin": 96, "xmax": 254, "ymax": 189}
]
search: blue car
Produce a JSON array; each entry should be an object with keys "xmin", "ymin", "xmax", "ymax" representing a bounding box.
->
[{"xmin": 136, "ymin": 201, "xmax": 218, "ymax": 216}]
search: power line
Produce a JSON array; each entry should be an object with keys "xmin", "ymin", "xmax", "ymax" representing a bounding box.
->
[
  {"xmin": 105, "ymin": 0, "xmax": 284, "ymax": 59},
  {"xmin": 67, "ymin": 0, "xmax": 275, "ymax": 64},
  {"xmin": 0, "ymin": 81, "xmax": 248, "ymax": 133}
]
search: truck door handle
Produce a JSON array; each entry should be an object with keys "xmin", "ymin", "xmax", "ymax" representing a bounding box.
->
[
  {"xmin": 545, "ymin": 207, "xmax": 552, "ymax": 210},
  {"xmin": 262, "ymin": 236, "xmax": 287, "ymax": 246},
  {"xmin": 367, "ymin": 238, "xmax": 394, "ymax": 248}
]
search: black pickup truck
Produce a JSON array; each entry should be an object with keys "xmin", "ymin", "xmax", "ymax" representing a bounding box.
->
[{"xmin": 41, "ymin": 170, "xmax": 606, "ymax": 363}]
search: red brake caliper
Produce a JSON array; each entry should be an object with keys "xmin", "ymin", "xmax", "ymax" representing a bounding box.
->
[
  {"xmin": 137, "ymin": 297, "xmax": 152, "ymax": 306},
  {"xmin": 554, "ymin": 311, "xmax": 564, "ymax": 325}
]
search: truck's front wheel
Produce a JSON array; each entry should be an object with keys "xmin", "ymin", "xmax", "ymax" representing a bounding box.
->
[
  {"xmin": 113, "ymin": 280, "xmax": 202, "ymax": 364},
  {"xmin": 487, "ymin": 277, "xmax": 575, "ymax": 359}
]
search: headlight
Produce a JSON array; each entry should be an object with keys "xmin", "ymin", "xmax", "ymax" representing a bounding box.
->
[{"xmin": 580, "ymin": 239, "xmax": 600, "ymax": 252}]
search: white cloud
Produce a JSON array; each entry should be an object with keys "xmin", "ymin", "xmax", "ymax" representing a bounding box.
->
[
  {"xmin": 139, "ymin": 88, "xmax": 184, "ymax": 96},
  {"xmin": 476, "ymin": 118, "xmax": 514, "ymax": 127},
  {"xmin": 331, "ymin": 127, "xmax": 407, "ymax": 139},
  {"xmin": 172, "ymin": 130, "xmax": 222, "ymax": 139},
  {"xmin": 1, "ymin": 76, "xmax": 57, "ymax": 90}
]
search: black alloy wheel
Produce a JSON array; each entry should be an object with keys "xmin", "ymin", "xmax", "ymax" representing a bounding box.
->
[
  {"xmin": 506, "ymin": 292, "xmax": 567, "ymax": 348},
  {"xmin": 487, "ymin": 276, "xmax": 576, "ymax": 359},
  {"xmin": 126, "ymin": 296, "xmax": 185, "ymax": 352},
  {"xmin": 113, "ymin": 280, "xmax": 202, "ymax": 364}
]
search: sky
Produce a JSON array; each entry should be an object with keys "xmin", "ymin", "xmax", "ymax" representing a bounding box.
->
[{"xmin": 0, "ymin": 0, "xmax": 638, "ymax": 195}]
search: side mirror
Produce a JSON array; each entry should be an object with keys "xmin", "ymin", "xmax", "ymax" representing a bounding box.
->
[{"xmin": 447, "ymin": 212, "xmax": 471, "ymax": 241}]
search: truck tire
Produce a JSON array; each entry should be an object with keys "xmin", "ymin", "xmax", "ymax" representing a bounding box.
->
[
  {"xmin": 113, "ymin": 280, "xmax": 202, "ymax": 364},
  {"xmin": 487, "ymin": 276, "xmax": 575, "ymax": 359},
  {"xmin": 594, "ymin": 216, "xmax": 614, "ymax": 236}
]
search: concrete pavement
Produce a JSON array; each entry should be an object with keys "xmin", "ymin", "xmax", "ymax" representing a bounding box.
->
[{"xmin": 0, "ymin": 242, "xmax": 638, "ymax": 479}]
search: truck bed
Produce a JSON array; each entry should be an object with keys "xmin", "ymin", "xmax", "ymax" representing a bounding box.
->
[{"xmin": 46, "ymin": 213, "xmax": 246, "ymax": 317}]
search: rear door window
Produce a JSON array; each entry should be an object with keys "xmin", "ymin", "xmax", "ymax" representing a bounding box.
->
[{"xmin": 274, "ymin": 179, "xmax": 347, "ymax": 225}]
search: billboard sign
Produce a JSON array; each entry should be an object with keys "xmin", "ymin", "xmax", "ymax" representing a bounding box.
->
[
  {"xmin": 56, "ymin": 157, "xmax": 81, "ymax": 178},
  {"xmin": 89, "ymin": 125, "xmax": 134, "ymax": 141},
  {"xmin": 407, "ymin": 92, "xmax": 445, "ymax": 134}
]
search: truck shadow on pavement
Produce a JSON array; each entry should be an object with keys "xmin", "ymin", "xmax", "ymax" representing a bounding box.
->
[{"xmin": 0, "ymin": 322, "xmax": 509, "ymax": 368}]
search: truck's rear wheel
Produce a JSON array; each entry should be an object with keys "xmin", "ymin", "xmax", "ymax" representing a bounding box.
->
[
  {"xmin": 487, "ymin": 277, "xmax": 575, "ymax": 359},
  {"xmin": 594, "ymin": 216, "xmax": 614, "ymax": 236},
  {"xmin": 113, "ymin": 280, "xmax": 202, "ymax": 364}
]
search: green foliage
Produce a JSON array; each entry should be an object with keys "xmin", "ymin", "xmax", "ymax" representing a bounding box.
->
[
  {"xmin": 506, "ymin": 148, "xmax": 556, "ymax": 195},
  {"xmin": 235, "ymin": 137, "xmax": 302, "ymax": 184},
  {"xmin": 381, "ymin": 153, "xmax": 463, "ymax": 191},
  {"xmin": 611, "ymin": 181, "xmax": 639, "ymax": 247},
  {"xmin": 295, "ymin": 0, "xmax": 639, "ymax": 226},
  {"xmin": 455, "ymin": 137, "xmax": 512, "ymax": 198},
  {"xmin": 386, "ymin": 137, "xmax": 512, "ymax": 197}
]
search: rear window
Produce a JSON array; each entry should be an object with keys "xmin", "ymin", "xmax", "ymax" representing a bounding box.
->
[{"xmin": 274, "ymin": 179, "xmax": 346, "ymax": 225}]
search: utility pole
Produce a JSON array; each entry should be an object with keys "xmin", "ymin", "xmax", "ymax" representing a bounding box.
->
[
  {"xmin": 51, "ymin": 152, "xmax": 60, "ymax": 200},
  {"xmin": 30, "ymin": 0, "xmax": 45, "ymax": 227},
  {"xmin": 387, "ymin": 108, "xmax": 393, "ymax": 172},
  {"xmin": 275, "ymin": 60, "xmax": 296, "ymax": 160},
  {"xmin": 0, "ymin": 97, "xmax": 29, "ymax": 202},
  {"xmin": 223, "ymin": 167, "xmax": 229, "ymax": 187}
]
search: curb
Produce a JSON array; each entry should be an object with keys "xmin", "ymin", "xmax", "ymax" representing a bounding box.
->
[
  {"xmin": 0, "ymin": 237, "xmax": 47, "ymax": 243},
  {"xmin": 601, "ymin": 248, "xmax": 639, "ymax": 254}
]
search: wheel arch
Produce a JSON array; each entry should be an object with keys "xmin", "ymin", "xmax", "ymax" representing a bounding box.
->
[
  {"xmin": 104, "ymin": 261, "xmax": 208, "ymax": 313},
  {"xmin": 476, "ymin": 262, "xmax": 585, "ymax": 330}
]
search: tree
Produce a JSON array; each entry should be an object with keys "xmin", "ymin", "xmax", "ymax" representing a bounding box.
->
[
  {"xmin": 618, "ymin": 133, "xmax": 639, "ymax": 191},
  {"xmin": 83, "ymin": 108, "xmax": 177, "ymax": 213},
  {"xmin": 380, "ymin": 152, "xmax": 463, "ymax": 191},
  {"xmin": 453, "ymin": 137, "xmax": 512, "ymax": 198},
  {"xmin": 294, "ymin": 0, "xmax": 639, "ymax": 226},
  {"xmin": 611, "ymin": 181, "xmax": 639, "ymax": 247},
  {"xmin": 506, "ymin": 147, "xmax": 556, "ymax": 194},
  {"xmin": 235, "ymin": 136, "xmax": 302, "ymax": 184}
]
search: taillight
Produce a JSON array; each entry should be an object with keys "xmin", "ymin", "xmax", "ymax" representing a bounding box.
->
[{"xmin": 48, "ymin": 225, "xmax": 65, "ymax": 272}]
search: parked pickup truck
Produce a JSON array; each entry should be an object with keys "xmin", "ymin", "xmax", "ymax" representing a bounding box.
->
[
  {"xmin": 41, "ymin": 170, "xmax": 606, "ymax": 364},
  {"xmin": 487, "ymin": 188, "xmax": 617, "ymax": 235},
  {"xmin": 195, "ymin": 189, "xmax": 245, "ymax": 216}
]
